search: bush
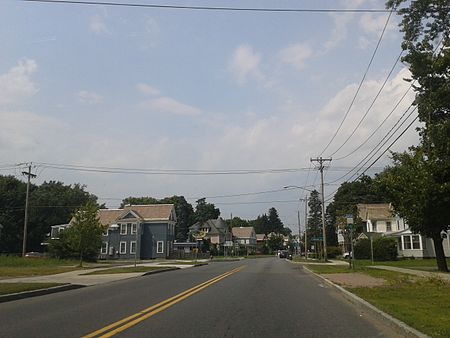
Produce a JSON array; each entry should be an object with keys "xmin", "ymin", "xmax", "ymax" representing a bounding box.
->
[
  {"xmin": 373, "ymin": 237, "xmax": 397, "ymax": 261},
  {"xmin": 354, "ymin": 238, "xmax": 371, "ymax": 259},
  {"xmin": 326, "ymin": 246, "xmax": 341, "ymax": 258}
]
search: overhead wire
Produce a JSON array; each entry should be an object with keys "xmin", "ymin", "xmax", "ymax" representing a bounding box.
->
[
  {"xmin": 22, "ymin": 0, "xmax": 393, "ymax": 13},
  {"xmin": 319, "ymin": 7, "xmax": 395, "ymax": 156}
]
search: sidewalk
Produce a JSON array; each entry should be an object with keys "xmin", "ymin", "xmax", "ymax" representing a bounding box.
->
[
  {"xmin": 370, "ymin": 265, "xmax": 450, "ymax": 281},
  {"xmin": 0, "ymin": 260, "xmax": 207, "ymax": 286}
]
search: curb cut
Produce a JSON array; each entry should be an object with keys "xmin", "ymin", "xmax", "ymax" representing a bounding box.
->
[
  {"xmin": 0, "ymin": 284, "xmax": 85, "ymax": 303},
  {"xmin": 302, "ymin": 266, "xmax": 428, "ymax": 338}
]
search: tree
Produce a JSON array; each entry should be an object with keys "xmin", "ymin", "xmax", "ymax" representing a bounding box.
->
[
  {"xmin": 249, "ymin": 214, "xmax": 270, "ymax": 235},
  {"xmin": 28, "ymin": 181, "xmax": 99, "ymax": 252},
  {"xmin": 376, "ymin": 149, "xmax": 449, "ymax": 271},
  {"xmin": 307, "ymin": 190, "xmax": 322, "ymax": 252},
  {"xmin": 194, "ymin": 198, "xmax": 220, "ymax": 224},
  {"xmin": 65, "ymin": 202, "xmax": 104, "ymax": 266},
  {"xmin": 160, "ymin": 196, "xmax": 194, "ymax": 241},
  {"xmin": 267, "ymin": 207, "xmax": 284, "ymax": 234},
  {"xmin": 0, "ymin": 176, "xmax": 29, "ymax": 253},
  {"xmin": 120, "ymin": 196, "xmax": 159, "ymax": 208},
  {"xmin": 226, "ymin": 216, "xmax": 249, "ymax": 228},
  {"xmin": 382, "ymin": 0, "xmax": 450, "ymax": 271}
]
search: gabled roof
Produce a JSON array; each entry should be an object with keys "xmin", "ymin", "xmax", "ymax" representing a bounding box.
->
[
  {"xmin": 232, "ymin": 226, "xmax": 255, "ymax": 239},
  {"xmin": 357, "ymin": 204, "xmax": 393, "ymax": 221},
  {"xmin": 256, "ymin": 234, "xmax": 266, "ymax": 241},
  {"xmin": 97, "ymin": 204, "xmax": 175, "ymax": 226},
  {"xmin": 189, "ymin": 218, "xmax": 228, "ymax": 235}
]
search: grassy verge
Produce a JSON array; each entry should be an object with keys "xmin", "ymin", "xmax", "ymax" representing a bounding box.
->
[
  {"xmin": 0, "ymin": 283, "xmax": 64, "ymax": 295},
  {"xmin": 307, "ymin": 262, "xmax": 450, "ymax": 337},
  {"xmin": 0, "ymin": 256, "xmax": 82, "ymax": 278},
  {"xmin": 81, "ymin": 266, "xmax": 169, "ymax": 275},
  {"xmin": 158, "ymin": 262, "xmax": 196, "ymax": 265}
]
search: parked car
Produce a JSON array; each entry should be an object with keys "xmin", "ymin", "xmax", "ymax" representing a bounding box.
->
[{"xmin": 24, "ymin": 252, "xmax": 44, "ymax": 258}]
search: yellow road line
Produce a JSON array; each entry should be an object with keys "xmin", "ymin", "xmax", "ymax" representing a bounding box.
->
[{"xmin": 83, "ymin": 266, "xmax": 245, "ymax": 338}]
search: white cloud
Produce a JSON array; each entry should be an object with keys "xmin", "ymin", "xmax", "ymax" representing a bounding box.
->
[
  {"xmin": 77, "ymin": 90, "xmax": 103, "ymax": 104},
  {"xmin": 359, "ymin": 13, "xmax": 396, "ymax": 35},
  {"xmin": 229, "ymin": 45, "xmax": 263, "ymax": 85},
  {"xmin": 90, "ymin": 15, "xmax": 110, "ymax": 35},
  {"xmin": 0, "ymin": 59, "xmax": 38, "ymax": 104},
  {"xmin": 136, "ymin": 83, "xmax": 160, "ymax": 96},
  {"xmin": 140, "ymin": 97, "xmax": 201, "ymax": 116},
  {"xmin": 323, "ymin": 13, "xmax": 354, "ymax": 52},
  {"xmin": 279, "ymin": 43, "xmax": 313, "ymax": 70}
]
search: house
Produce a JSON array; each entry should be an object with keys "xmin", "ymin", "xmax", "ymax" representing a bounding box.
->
[
  {"xmin": 51, "ymin": 204, "xmax": 177, "ymax": 260},
  {"xmin": 256, "ymin": 233, "xmax": 266, "ymax": 253},
  {"xmin": 232, "ymin": 227, "xmax": 257, "ymax": 255},
  {"xmin": 189, "ymin": 218, "xmax": 231, "ymax": 247},
  {"xmin": 357, "ymin": 203, "xmax": 450, "ymax": 258}
]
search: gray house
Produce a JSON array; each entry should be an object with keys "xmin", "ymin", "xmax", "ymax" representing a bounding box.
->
[{"xmin": 51, "ymin": 204, "xmax": 177, "ymax": 260}]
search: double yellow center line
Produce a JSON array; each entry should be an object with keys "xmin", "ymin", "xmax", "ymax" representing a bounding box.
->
[{"xmin": 83, "ymin": 265, "xmax": 245, "ymax": 338}]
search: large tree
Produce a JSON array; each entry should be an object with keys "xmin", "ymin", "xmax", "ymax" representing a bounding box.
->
[
  {"xmin": 0, "ymin": 176, "xmax": 30, "ymax": 253},
  {"xmin": 307, "ymin": 190, "xmax": 322, "ymax": 247},
  {"xmin": 383, "ymin": 0, "xmax": 449, "ymax": 271},
  {"xmin": 194, "ymin": 198, "xmax": 220, "ymax": 224},
  {"xmin": 267, "ymin": 207, "xmax": 284, "ymax": 234}
]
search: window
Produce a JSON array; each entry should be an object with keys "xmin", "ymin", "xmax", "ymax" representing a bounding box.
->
[
  {"xmin": 127, "ymin": 223, "xmax": 132, "ymax": 234},
  {"xmin": 101, "ymin": 242, "xmax": 108, "ymax": 254},
  {"xmin": 386, "ymin": 221, "xmax": 392, "ymax": 232},
  {"xmin": 403, "ymin": 236, "xmax": 411, "ymax": 249},
  {"xmin": 120, "ymin": 224, "xmax": 127, "ymax": 235},
  {"xmin": 372, "ymin": 221, "xmax": 377, "ymax": 232},
  {"xmin": 131, "ymin": 223, "xmax": 137, "ymax": 235},
  {"xmin": 119, "ymin": 241, "xmax": 127, "ymax": 254},
  {"xmin": 245, "ymin": 239, "xmax": 250, "ymax": 244},
  {"xmin": 157, "ymin": 241, "xmax": 164, "ymax": 254},
  {"xmin": 130, "ymin": 241, "xmax": 136, "ymax": 254},
  {"xmin": 412, "ymin": 235, "xmax": 421, "ymax": 249}
]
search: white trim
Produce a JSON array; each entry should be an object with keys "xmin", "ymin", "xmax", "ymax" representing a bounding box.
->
[
  {"xmin": 119, "ymin": 241, "xmax": 127, "ymax": 254},
  {"xmin": 101, "ymin": 242, "xmax": 108, "ymax": 254},
  {"xmin": 120, "ymin": 223, "xmax": 127, "ymax": 235},
  {"xmin": 130, "ymin": 241, "xmax": 137, "ymax": 254},
  {"xmin": 157, "ymin": 241, "xmax": 164, "ymax": 254},
  {"xmin": 131, "ymin": 223, "xmax": 137, "ymax": 234}
]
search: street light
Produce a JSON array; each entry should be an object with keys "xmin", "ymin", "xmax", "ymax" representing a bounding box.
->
[{"xmin": 283, "ymin": 185, "xmax": 312, "ymax": 260}]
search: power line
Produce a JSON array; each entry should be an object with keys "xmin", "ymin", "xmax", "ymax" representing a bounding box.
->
[
  {"xmin": 319, "ymin": 8, "xmax": 395, "ymax": 156},
  {"xmin": 22, "ymin": 0, "xmax": 393, "ymax": 13},
  {"xmin": 329, "ymin": 50, "xmax": 404, "ymax": 157}
]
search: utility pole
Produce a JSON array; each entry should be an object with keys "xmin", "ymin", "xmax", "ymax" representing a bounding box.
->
[
  {"xmin": 310, "ymin": 157, "xmax": 332, "ymax": 261},
  {"xmin": 304, "ymin": 196, "xmax": 308, "ymax": 260},
  {"xmin": 22, "ymin": 163, "xmax": 36, "ymax": 257}
]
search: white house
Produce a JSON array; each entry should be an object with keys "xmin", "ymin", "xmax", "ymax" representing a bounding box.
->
[{"xmin": 357, "ymin": 203, "xmax": 450, "ymax": 258}]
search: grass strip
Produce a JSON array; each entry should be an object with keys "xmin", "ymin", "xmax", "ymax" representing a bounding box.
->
[
  {"xmin": 0, "ymin": 283, "xmax": 64, "ymax": 295},
  {"xmin": 81, "ymin": 266, "xmax": 167, "ymax": 275}
]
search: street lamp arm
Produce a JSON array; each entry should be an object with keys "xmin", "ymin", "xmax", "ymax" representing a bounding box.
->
[{"xmin": 283, "ymin": 185, "xmax": 314, "ymax": 192}]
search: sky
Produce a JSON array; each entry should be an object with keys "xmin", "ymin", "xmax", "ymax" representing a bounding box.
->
[{"xmin": 0, "ymin": 0, "xmax": 420, "ymax": 232}]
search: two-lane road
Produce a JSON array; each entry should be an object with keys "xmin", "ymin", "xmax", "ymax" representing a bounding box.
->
[{"xmin": 0, "ymin": 258, "xmax": 401, "ymax": 337}]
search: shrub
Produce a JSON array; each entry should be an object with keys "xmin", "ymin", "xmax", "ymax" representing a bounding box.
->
[
  {"xmin": 373, "ymin": 237, "xmax": 397, "ymax": 261},
  {"xmin": 354, "ymin": 238, "xmax": 371, "ymax": 259},
  {"xmin": 327, "ymin": 246, "xmax": 341, "ymax": 258}
]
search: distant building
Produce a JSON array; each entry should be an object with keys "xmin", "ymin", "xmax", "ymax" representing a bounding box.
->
[
  {"xmin": 189, "ymin": 218, "xmax": 231, "ymax": 247},
  {"xmin": 232, "ymin": 227, "xmax": 257, "ymax": 255}
]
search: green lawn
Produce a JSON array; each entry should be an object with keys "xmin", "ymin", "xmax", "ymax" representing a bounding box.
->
[
  {"xmin": 81, "ymin": 266, "xmax": 169, "ymax": 275},
  {"xmin": 307, "ymin": 261, "xmax": 450, "ymax": 337},
  {"xmin": 0, "ymin": 256, "xmax": 82, "ymax": 278},
  {"xmin": 0, "ymin": 283, "xmax": 65, "ymax": 295}
]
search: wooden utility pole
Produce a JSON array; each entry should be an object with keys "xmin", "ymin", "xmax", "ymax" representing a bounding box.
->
[
  {"xmin": 310, "ymin": 157, "xmax": 332, "ymax": 261},
  {"xmin": 22, "ymin": 164, "xmax": 36, "ymax": 257}
]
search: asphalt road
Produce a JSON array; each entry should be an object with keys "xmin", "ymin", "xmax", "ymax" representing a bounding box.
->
[{"xmin": 0, "ymin": 258, "xmax": 402, "ymax": 338}]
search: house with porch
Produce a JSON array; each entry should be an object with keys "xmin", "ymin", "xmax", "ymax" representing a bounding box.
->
[
  {"xmin": 51, "ymin": 204, "xmax": 177, "ymax": 259},
  {"xmin": 189, "ymin": 218, "xmax": 231, "ymax": 248},
  {"xmin": 357, "ymin": 203, "xmax": 450, "ymax": 258},
  {"xmin": 232, "ymin": 226, "xmax": 257, "ymax": 255}
]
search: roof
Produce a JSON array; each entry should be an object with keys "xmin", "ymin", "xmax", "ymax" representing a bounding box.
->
[
  {"xmin": 256, "ymin": 234, "xmax": 265, "ymax": 241},
  {"xmin": 189, "ymin": 218, "xmax": 228, "ymax": 235},
  {"xmin": 232, "ymin": 227, "xmax": 255, "ymax": 239},
  {"xmin": 97, "ymin": 204, "xmax": 175, "ymax": 226},
  {"xmin": 357, "ymin": 204, "xmax": 393, "ymax": 221}
]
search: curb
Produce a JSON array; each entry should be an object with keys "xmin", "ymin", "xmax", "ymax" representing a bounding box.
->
[
  {"xmin": 302, "ymin": 266, "xmax": 428, "ymax": 338},
  {"xmin": 142, "ymin": 267, "xmax": 180, "ymax": 276},
  {"xmin": 0, "ymin": 284, "xmax": 85, "ymax": 303}
]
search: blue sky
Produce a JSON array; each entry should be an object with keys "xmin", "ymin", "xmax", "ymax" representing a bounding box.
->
[{"xmin": 0, "ymin": 0, "xmax": 419, "ymax": 231}]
